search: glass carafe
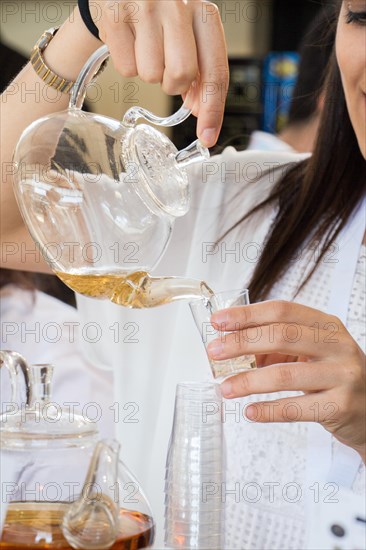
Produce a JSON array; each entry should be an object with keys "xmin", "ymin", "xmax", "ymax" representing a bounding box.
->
[
  {"xmin": 13, "ymin": 45, "xmax": 212, "ymax": 308},
  {"xmin": 0, "ymin": 350, "xmax": 154, "ymax": 549}
]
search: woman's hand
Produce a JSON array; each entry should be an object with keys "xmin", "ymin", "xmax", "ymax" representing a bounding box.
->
[
  {"xmin": 207, "ymin": 300, "xmax": 366, "ymax": 461},
  {"xmin": 92, "ymin": 0, "xmax": 228, "ymax": 147}
]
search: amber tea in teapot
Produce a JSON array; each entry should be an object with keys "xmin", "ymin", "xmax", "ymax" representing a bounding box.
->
[
  {"xmin": 0, "ymin": 353, "xmax": 155, "ymax": 549},
  {"xmin": 1, "ymin": 502, "xmax": 154, "ymax": 550}
]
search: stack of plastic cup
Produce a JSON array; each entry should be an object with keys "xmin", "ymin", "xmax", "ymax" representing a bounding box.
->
[{"xmin": 164, "ymin": 382, "xmax": 224, "ymax": 549}]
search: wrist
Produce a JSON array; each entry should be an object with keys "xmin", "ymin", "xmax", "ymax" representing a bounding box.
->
[{"xmin": 43, "ymin": 7, "xmax": 101, "ymax": 83}]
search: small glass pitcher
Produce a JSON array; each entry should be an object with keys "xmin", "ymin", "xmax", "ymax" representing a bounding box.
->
[
  {"xmin": 0, "ymin": 350, "xmax": 154, "ymax": 549},
  {"xmin": 12, "ymin": 45, "xmax": 211, "ymax": 308}
]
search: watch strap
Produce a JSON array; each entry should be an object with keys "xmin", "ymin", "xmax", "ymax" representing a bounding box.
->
[{"xmin": 30, "ymin": 28, "xmax": 75, "ymax": 94}]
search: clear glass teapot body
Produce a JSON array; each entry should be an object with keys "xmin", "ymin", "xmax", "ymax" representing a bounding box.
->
[
  {"xmin": 13, "ymin": 45, "xmax": 209, "ymax": 307},
  {"xmin": 0, "ymin": 351, "xmax": 154, "ymax": 549},
  {"xmin": 14, "ymin": 110, "xmax": 174, "ymax": 275}
]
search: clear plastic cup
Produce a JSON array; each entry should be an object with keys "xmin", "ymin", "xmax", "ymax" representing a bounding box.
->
[
  {"xmin": 164, "ymin": 382, "xmax": 224, "ymax": 549},
  {"xmin": 165, "ymin": 490, "xmax": 222, "ymax": 506},
  {"xmin": 190, "ymin": 289, "xmax": 257, "ymax": 380},
  {"xmin": 164, "ymin": 500, "xmax": 222, "ymax": 514},
  {"xmin": 165, "ymin": 521, "xmax": 222, "ymax": 534},
  {"xmin": 164, "ymin": 508, "xmax": 223, "ymax": 523},
  {"xmin": 164, "ymin": 484, "xmax": 222, "ymax": 500},
  {"xmin": 165, "ymin": 531, "xmax": 223, "ymax": 549},
  {"xmin": 165, "ymin": 471, "xmax": 223, "ymax": 484},
  {"xmin": 165, "ymin": 467, "xmax": 223, "ymax": 483},
  {"xmin": 167, "ymin": 445, "xmax": 222, "ymax": 460}
]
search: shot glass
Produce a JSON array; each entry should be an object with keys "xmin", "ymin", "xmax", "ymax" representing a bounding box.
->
[{"xmin": 190, "ymin": 289, "xmax": 257, "ymax": 381}]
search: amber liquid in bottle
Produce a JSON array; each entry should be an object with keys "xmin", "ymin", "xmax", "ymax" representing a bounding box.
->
[
  {"xmin": 55, "ymin": 271, "xmax": 214, "ymax": 308},
  {"xmin": 0, "ymin": 502, "xmax": 155, "ymax": 549}
]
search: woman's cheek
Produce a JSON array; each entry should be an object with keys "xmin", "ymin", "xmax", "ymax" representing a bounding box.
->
[{"xmin": 336, "ymin": 20, "xmax": 366, "ymax": 157}]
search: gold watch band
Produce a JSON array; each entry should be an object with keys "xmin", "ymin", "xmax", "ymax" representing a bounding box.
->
[{"xmin": 30, "ymin": 27, "xmax": 75, "ymax": 94}]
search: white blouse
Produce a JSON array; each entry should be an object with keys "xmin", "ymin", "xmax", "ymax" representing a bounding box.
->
[{"xmin": 77, "ymin": 148, "xmax": 365, "ymax": 548}]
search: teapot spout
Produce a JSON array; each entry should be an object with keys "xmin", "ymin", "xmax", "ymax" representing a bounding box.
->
[
  {"xmin": 146, "ymin": 276, "xmax": 214, "ymax": 305},
  {"xmin": 111, "ymin": 273, "xmax": 214, "ymax": 308},
  {"xmin": 62, "ymin": 439, "xmax": 120, "ymax": 550}
]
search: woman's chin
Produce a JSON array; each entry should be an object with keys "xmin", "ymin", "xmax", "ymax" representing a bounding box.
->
[
  {"xmin": 355, "ymin": 126, "xmax": 366, "ymax": 160},
  {"xmin": 358, "ymin": 140, "xmax": 366, "ymax": 161}
]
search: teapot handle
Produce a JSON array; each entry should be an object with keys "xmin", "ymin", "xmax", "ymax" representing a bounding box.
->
[
  {"xmin": 69, "ymin": 44, "xmax": 192, "ymax": 127},
  {"xmin": 0, "ymin": 350, "xmax": 32, "ymax": 406},
  {"xmin": 69, "ymin": 44, "xmax": 110, "ymax": 110}
]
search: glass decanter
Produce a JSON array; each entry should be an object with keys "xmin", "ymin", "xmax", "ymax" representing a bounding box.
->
[
  {"xmin": 0, "ymin": 350, "xmax": 154, "ymax": 549},
  {"xmin": 12, "ymin": 45, "xmax": 212, "ymax": 308}
]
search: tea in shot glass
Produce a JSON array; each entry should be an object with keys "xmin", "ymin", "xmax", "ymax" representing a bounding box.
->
[{"xmin": 190, "ymin": 289, "xmax": 257, "ymax": 380}]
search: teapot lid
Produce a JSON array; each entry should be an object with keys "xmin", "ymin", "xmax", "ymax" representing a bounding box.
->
[
  {"xmin": 0, "ymin": 360, "xmax": 98, "ymax": 449},
  {"xmin": 122, "ymin": 125, "xmax": 208, "ymax": 218}
]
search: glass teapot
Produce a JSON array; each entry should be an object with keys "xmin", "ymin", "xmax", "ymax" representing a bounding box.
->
[
  {"xmin": 13, "ymin": 45, "xmax": 212, "ymax": 308},
  {"xmin": 0, "ymin": 350, "xmax": 154, "ymax": 549}
]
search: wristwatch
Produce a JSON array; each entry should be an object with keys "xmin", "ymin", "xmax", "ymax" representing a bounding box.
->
[{"xmin": 30, "ymin": 27, "xmax": 75, "ymax": 94}]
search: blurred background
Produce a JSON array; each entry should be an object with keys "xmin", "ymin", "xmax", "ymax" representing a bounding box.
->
[{"xmin": 1, "ymin": 0, "xmax": 334, "ymax": 151}]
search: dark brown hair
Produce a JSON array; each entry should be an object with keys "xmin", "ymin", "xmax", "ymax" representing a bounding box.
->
[
  {"xmin": 0, "ymin": 269, "xmax": 76, "ymax": 307},
  {"xmin": 226, "ymin": 1, "xmax": 366, "ymax": 302},
  {"xmin": 0, "ymin": 269, "xmax": 36, "ymax": 291},
  {"xmin": 288, "ymin": 5, "xmax": 336, "ymax": 125}
]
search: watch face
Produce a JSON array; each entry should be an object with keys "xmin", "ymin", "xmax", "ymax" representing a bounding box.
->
[{"xmin": 37, "ymin": 28, "xmax": 58, "ymax": 50}]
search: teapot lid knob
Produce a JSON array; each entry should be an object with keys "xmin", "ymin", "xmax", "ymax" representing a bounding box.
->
[
  {"xmin": 0, "ymin": 353, "xmax": 98, "ymax": 447},
  {"xmin": 175, "ymin": 139, "xmax": 210, "ymax": 168}
]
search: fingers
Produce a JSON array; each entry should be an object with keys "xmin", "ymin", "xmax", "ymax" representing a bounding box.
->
[
  {"xmin": 95, "ymin": 1, "xmax": 228, "ymax": 146},
  {"xmin": 211, "ymin": 300, "xmax": 343, "ymax": 332},
  {"xmin": 192, "ymin": 2, "xmax": 229, "ymax": 146},
  {"xmin": 220, "ymin": 361, "xmax": 337, "ymax": 399},
  {"xmin": 207, "ymin": 323, "xmax": 343, "ymax": 362},
  {"xmin": 162, "ymin": 5, "xmax": 198, "ymax": 94},
  {"xmin": 256, "ymin": 353, "xmax": 299, "ymax": 368},
  {"xmin": 134, "ymin": 19, "xmax": 164, "ymax": 83},
  {"xmin": 96, "ymin": 4, "xmax": 138, "ymax": 77},
  {"xmin": 243, "ymin": 394, "xmax": 340, "ymax": 425}
]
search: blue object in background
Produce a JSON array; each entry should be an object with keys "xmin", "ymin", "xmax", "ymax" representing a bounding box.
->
[{"xmin": 262, "ymin": 52, "xmax": 300, "ymax": 134}]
